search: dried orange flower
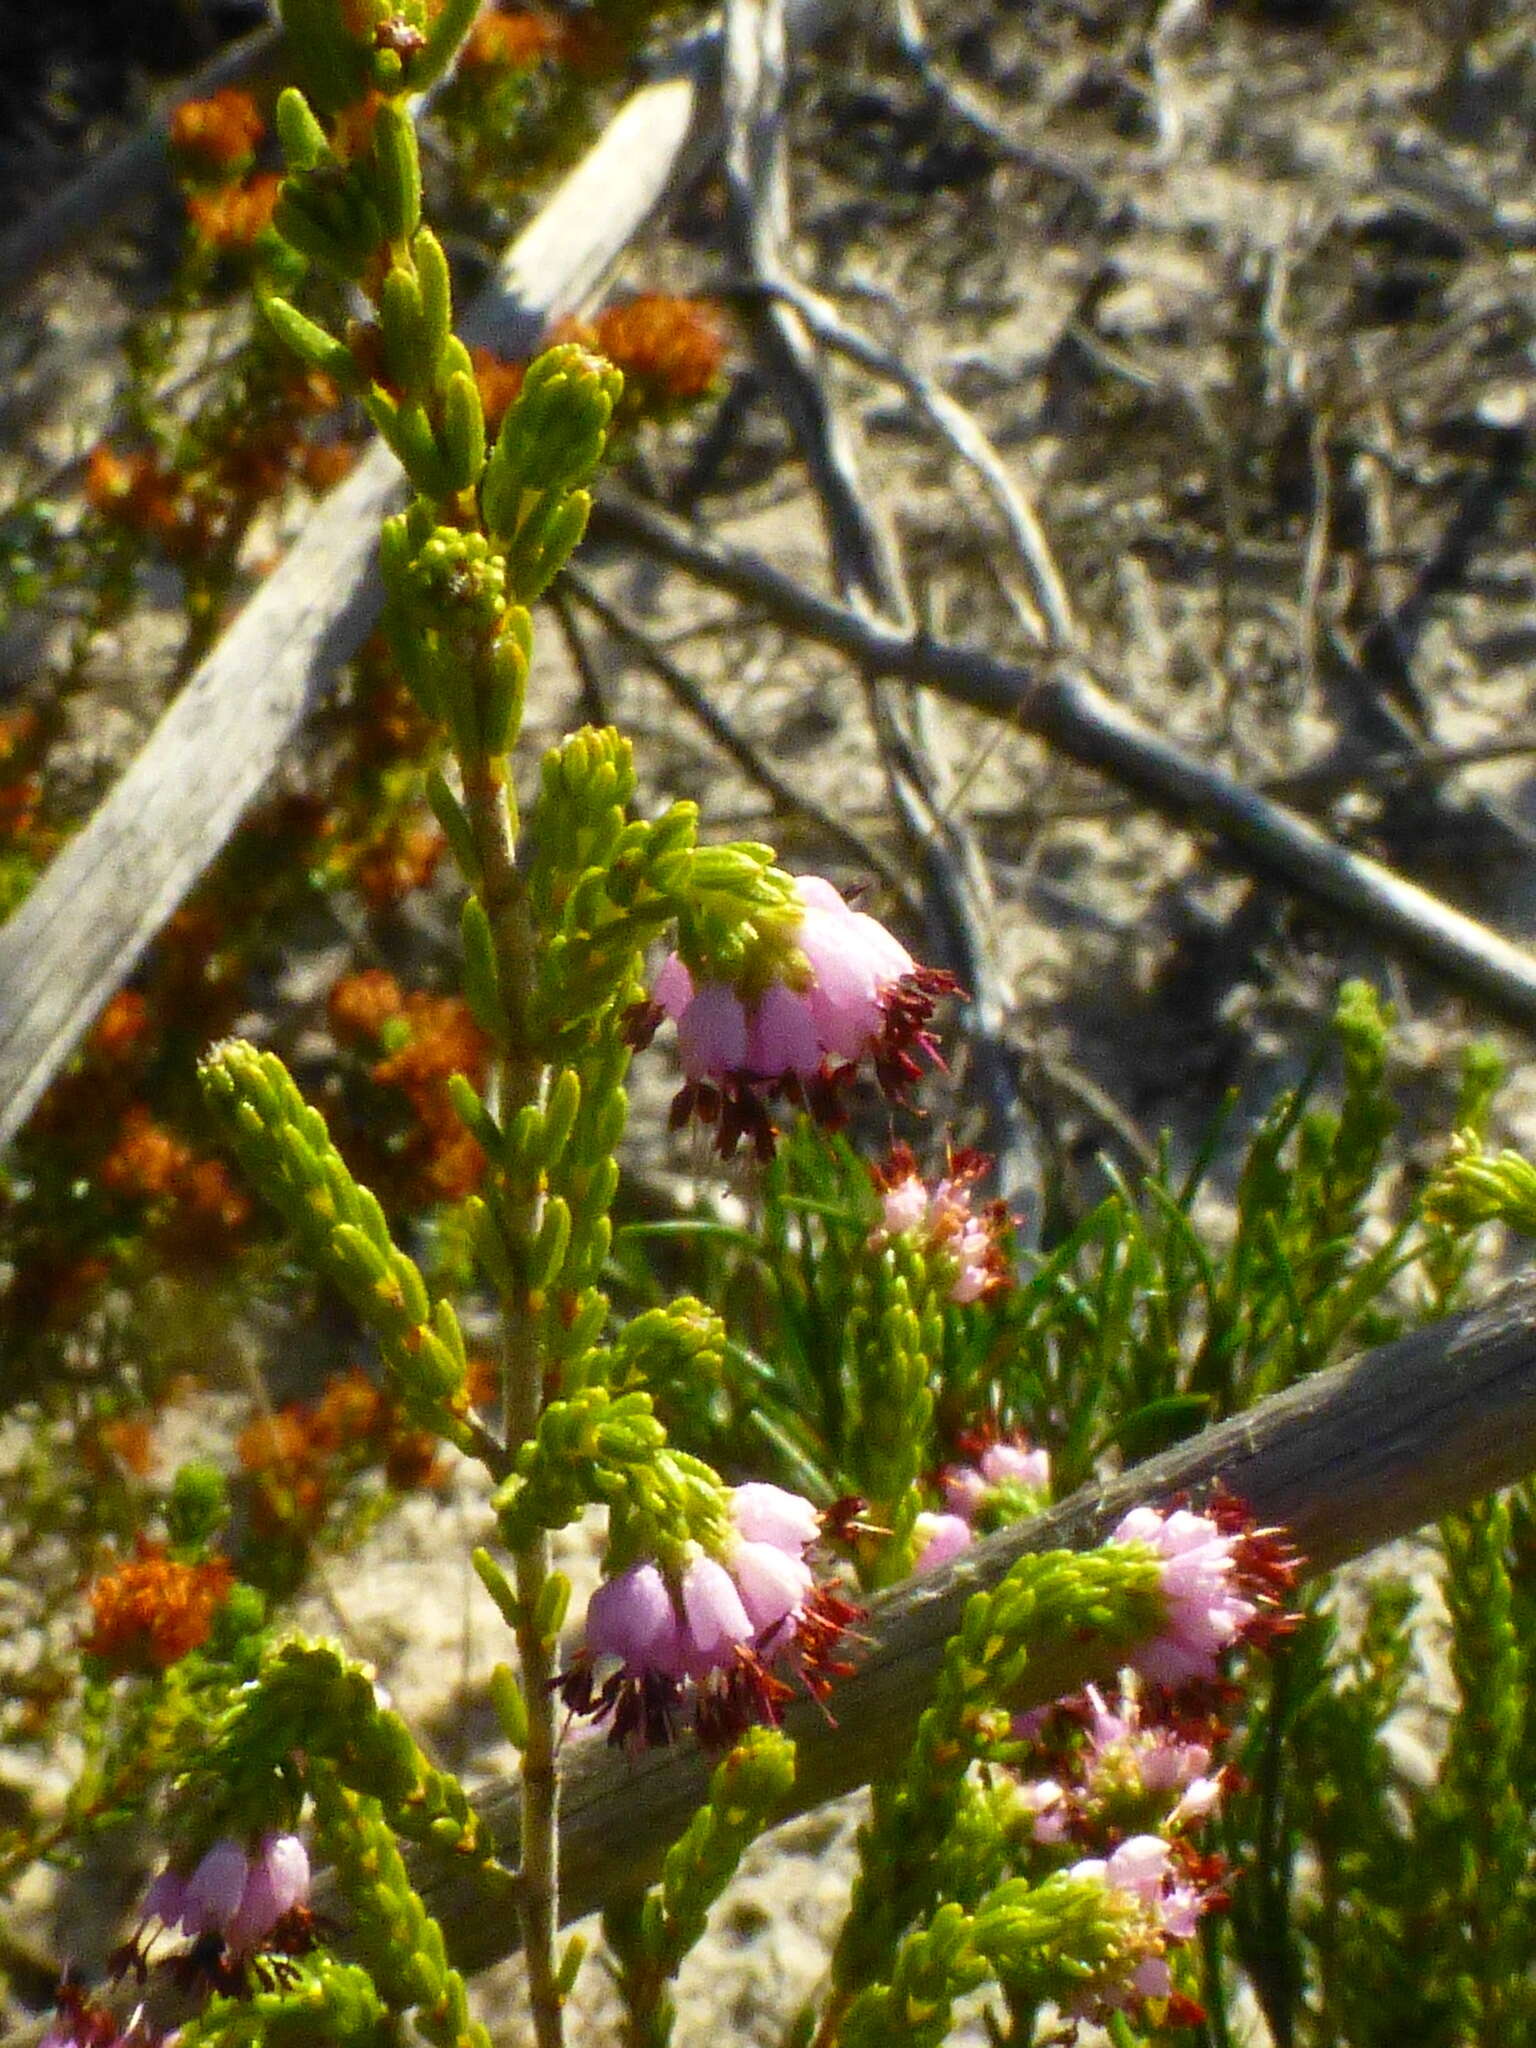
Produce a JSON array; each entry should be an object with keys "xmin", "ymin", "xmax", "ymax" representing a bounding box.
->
[
  {"xmin": 0, "ymin": 708, "xmax": 39, "ymax": 762},
  {"xmin": 0, "ymin": 772, "xmax": 41, "ymax": 843},
  {"xmin": 104, "ymin": 1417, "xmax": 155, "ymax": 1477},
  {"xmin": 177, "ymin": 1158, "xmax": 254, "ymax": 1235},
  {"xmin": 556, "ymin": 295, "xmax": 726, "ymax": 423},
  {"xmin": 239, "ymin": 1367, "xmax": 442, "ymax": 1541},
  {"xmin": 301, "ymin": 441, "xmax": 359, "ymax": 493},
  {"xmin": 84, "ymin": 1540, "xmax": 233, "ymax": 1673},
  {"xmin": 100, "ymin": 1106, "xmax": 193, "ymax": 1202},
  {"xmin": 80, "ymin": 1416, "xmax": 156, "ymax": 1483},
  {"xmin": 375, "ymin": 991, "xmax": 492, "ymax": 1199},
  {"xmin": 186, "ymin": 173, "xmax": 281, "ymax": 249},
  {"xmin": 85, "ymin": 446, "xmax": 206, "ymax": 556},
  {"xmin": 471, "ymin": 347, "xmax": 526, "ymax": 437},
  {"xmin": 329, "ymin": 968, "xmax": 407, "ymax": 1045},
  {"xmin": 466, "ymin": 1353, "xmax": 500, "ymax": 1411},
  {"xmin": 463, "ymin": 7, "xmax": 562, "ymax": 69},
  {"xmin": 355, "ymin": 820, "xmax": 445, "ymax": 909},
  {"xmin": 170, "ymin": 88, "xmax": 265, "ymax": 177},
  {"xmin": 90, "ymin": 991, "xmax": 154, "ymax": 1064},
  {"xmin": 591, "ymin": 294, "xmax": 726, "ymax": 410},
  {"xmin": 374, "ymin": 991, "xmax": 489, "ymax": 1097}
]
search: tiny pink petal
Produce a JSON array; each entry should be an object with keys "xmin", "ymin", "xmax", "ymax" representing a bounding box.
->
[
  {"xmin": 586, "ymin": 1562, "xmax": 682, "ymax": 1674},
  {"xmin": 676, "ymin": 982, "xmax": 749, "ymax": 1079},
  {"xmin": 730, "ymin": 1483, "xmax": 821, "ymax": 1555},
  {"xmin": 913, "ymin": 1512, "xmax": 973, "ymax": 1573},
  {"xmin": 183, "ymin": 1841, "xmax": 249, "ymax": 1935}
]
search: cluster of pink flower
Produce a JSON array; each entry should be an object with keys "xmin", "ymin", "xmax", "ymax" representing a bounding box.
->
[
  {"xmin": 136, "ymin": 1833, "xmax": 312, "ymax": 1962},
  {"xmin": 913, "ymin": 1436, "xmax": 1053, "ymax": 1574},
  {"xmin": 1063, "ymin": 1834, "xmax": 1212, "ymax": 2022},
  {"xmin": 869, "ymin": 1143, "xmax": 1012, "ymax": 1304},
  {"xmin": 1110, "ymin": 1503, "xmax": 1275, "ymax": 1689},
  {"xmin": 1013, "ymin": 1680, "xmax": 1225, "ymax": 1848},
  {"xmin": 995, "ymin": 1503, "xmax": 1293, "ymax": 2022},
  {"xmin": 639, "ymin": 875, "xmax": 959, "ymax": 1158},
  {"xmin": 559, "ymin": 1484, "xmax": 859, "ymax": 1747}
]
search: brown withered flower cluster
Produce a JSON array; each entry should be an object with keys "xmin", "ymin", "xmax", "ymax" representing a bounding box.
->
[
  {"xmin": 328, "ymin": 969, "xmax": 491, "ymax": 1202},
  {"xmin": 169, "ymin": 87, "xmax": 265, "ymax": 179},
  {"xmin": 238, "ymin": 1366, "xmax": 441, "ymax": 1543},
  {"xmin": 99, "ymin": 1105, "xmax": 253, "ymax": 1250},
  {"xmin": 84, "ymin": 1540, "xmax": 234, "ymax": 1674}
]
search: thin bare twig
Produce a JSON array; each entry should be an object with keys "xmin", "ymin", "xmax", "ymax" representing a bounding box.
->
[
  {"xmin": 589, "ymin": 488, "xmax": 1536, "ymax": 1033},
  {"xmin": 560, "ymin": 567, "xmax": 919, "ymax": 911},
  {"xmin": 742, "ymin": 271, "xmax": 1079, "ymax": 650},
  {"xmin": 887, "ymin": 0, "xmax": 1106, "ymax": 210},
  {"xmin": 720, "ymin": 0, "xmax": 1042, "ymax": 1210}
]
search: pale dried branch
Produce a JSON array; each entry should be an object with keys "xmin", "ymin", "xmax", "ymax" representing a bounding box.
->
[{"xmin": 746, "ymin": 271, "xmax": 1078, "ymax": 650}]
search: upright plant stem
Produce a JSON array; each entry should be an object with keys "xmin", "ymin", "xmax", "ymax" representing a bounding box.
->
[{"xmin": 459, "ymin": 750, "xmax": 564, "ymax": 2048}]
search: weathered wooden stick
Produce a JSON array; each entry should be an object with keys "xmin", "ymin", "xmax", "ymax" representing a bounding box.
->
[
  {"xmin": 590, "ymin": 490, "xmax": 1536, "ymax": 1033},
  {"xmin": 412, "ymin": 1269, "xmax": 1536, "ymax": 1974},
  {"xmin": 0, "ymin": 29, "xmax": 734, "ymax": 1153},
  {"xmin": 0, "ymin": 23, "xmax": 284, "ymax": 303}
]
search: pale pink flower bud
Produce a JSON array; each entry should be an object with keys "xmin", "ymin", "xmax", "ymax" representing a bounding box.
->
[
  {"xmin": 730, "ymin": 1482, "xmax": 821, "ymax": 1555},
  {"xmin": 182, "ymin": 1841, "xmax": 249, "ymax": 1936},
  {"xmin": 586, "ymin": 1562, "xmax": 683, "ymax": 1675},
  {"xmin": 913, "ymin": 1511, "xmax": 973, "ymax": 1573},
  {"xmin": 979, "ymin": 1443, "xmax": 1051, "ymax": 1492},
  {"xmin": 744, "ymin": 982, "xmax": 821, "ymax": 1078},
  {"xmin": 226, "ymin": 1833, "xmax": 310, "ymax": 1954},
  {"xmin": 142, "ymin": 1867, "xmax": 188, "ymax": 1929},
  {"xmin": 796, "ymin": 889, "xmax": 915, "ymax": 1061},
  {"xmin": 879, "ymin": 1174, "xmax": 930, "ymax": 1236},
  {"xmin": 730, "ymin": 1539, "xmax": 813, "ymax": 1640},
  {"xmin": 1168, "ymin": 1774, "xmax": 1224, "ymax": 1827},
  {"xmin": 1014, "ymin": 1778, "xmax": 1071, "ymax": 1842},
  {"xmin": 676, "ymin": 981, "xmax": 749, "ymax": 1080},
  {"xmin": 678, "ymin": 1554, "xmax": 754, "ymax": 1675}
]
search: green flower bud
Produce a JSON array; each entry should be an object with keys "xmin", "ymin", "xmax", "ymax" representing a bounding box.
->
[
  {"xmin": 260, "ymin": 294, "xmax": 356, "ymax": 381},
  {"xmin": 370, "ymin": 97, "xmax": 422, "ymax": 243},
  {"xmin": 273, "ymin": 85, "xmax": 330, "ymax": 172},
  {"xmin": 167, "ymin": 1459, "xmax": 229, "ymax": 1548},
  {"xmin": 486, "ymin": 342, "xmax": 623, "ymax": 500}
]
